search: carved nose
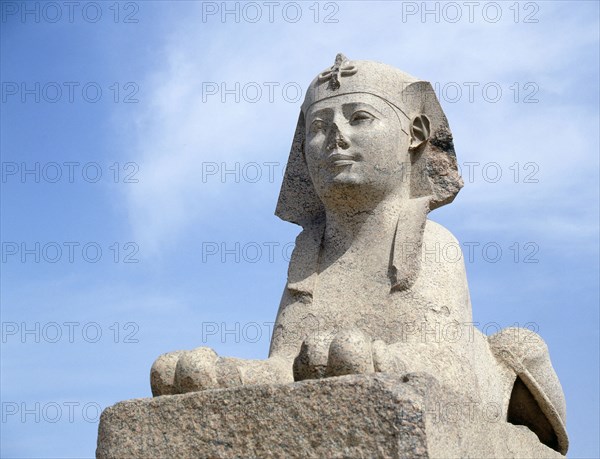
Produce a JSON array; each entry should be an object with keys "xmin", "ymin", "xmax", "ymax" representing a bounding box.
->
[{"xmin": 326, "ymin": 126, "xmax": 350, "ymax": 151}]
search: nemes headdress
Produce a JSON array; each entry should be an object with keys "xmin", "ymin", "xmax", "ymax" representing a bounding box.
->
[
  {"xmin": 276, "ymin": 53, "xmax": 463, "ymax": 227},
  {"xmin": 276, "ymin": 54, "xmax": 463, "ymax": 292}
]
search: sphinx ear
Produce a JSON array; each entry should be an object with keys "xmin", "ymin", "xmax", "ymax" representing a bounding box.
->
[{"xmin": 409, "ymin": 114, "xmax": 431, "ymax": 151}]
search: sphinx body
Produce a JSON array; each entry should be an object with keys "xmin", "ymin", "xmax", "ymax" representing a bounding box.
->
[{"xmin": 150, "ymin": 54, "xmax": 568, "ymax": 455}]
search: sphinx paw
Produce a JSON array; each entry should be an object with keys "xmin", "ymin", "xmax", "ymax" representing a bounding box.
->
[
  {"xmin": 150, "ymin": 350, "xmax": 187, "ymax": 396},
  {"xmin": 326, "ymin": 329, "xmax": 375, "ymax": 377},
  {"xmin": 173, "ymin": 347, "xmax": 219, "ymax": 394}
]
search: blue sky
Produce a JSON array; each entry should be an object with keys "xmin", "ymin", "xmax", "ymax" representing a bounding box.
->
[{"xmin": 1, "ymin": 1, "xmax": 598, "ymax": 457}]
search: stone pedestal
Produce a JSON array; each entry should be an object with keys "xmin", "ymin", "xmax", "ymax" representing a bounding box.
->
[{"xmin": 96, "ymin": 373, "xmax": 563, "ymax": 459}]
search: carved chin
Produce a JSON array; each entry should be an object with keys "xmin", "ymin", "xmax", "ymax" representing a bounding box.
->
[
  {"xmin": 319, "ymin": 172, "xmax": 365, "ymax": 195},
  {"xmin": 329, "ymin": 170, "xmax": 398, "ymax": 191},
  {"xmin": 331, "ymin": 169, "xmax": 362, "ymax": 183}
]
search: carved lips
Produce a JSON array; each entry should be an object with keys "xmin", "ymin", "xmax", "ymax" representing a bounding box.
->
[{"xmin": 328, "ymin": 153, "xmax": 357, "ymax": 167}]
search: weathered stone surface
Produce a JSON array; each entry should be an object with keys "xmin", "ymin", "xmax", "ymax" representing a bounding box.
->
[
  {"xmin": 174, "ymin": 347, "xmax": 219, "ymax": 393},
  {"xmin": 136, "ymin": 53, "xmax": 568, "ymax": 456},
  {"xmin": 150, "ymin": 350, "xmax": 185, "ymax": 396},
  {"xmin": 98, "ymin": 373, "xmax": 563, "ymax": 459}
]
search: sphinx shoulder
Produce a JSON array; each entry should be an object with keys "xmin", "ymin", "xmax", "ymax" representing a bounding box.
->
[
  {"xmin": 413, "ymin": 219, "xmax": 470, "ymax": 295},
  {"xmin": 421, "ymin": 219, "xmax": 465, "ymax": 270},
  {"xmin": 423, "ymin": 218, "xmax": 461, "ymax": 247}
]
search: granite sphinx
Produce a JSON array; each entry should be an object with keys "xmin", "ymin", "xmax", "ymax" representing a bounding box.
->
[{"xmin": 128, "ymin": 54, "xmax": 567, "ymax": 457}]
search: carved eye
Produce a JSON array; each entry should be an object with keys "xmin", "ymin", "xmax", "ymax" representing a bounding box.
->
[
  {"xmin": 310, "ymin": 119, "xmax": 326, "ymax": 134},
  {"xmin": 350, "ymin": 110, "xmax": 376, "ymax": 125}
]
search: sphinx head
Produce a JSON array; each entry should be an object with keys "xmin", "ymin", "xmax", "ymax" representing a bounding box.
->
[{"xmin": 276, "ymin": 54, "xmax": 463, "ymax": 226}]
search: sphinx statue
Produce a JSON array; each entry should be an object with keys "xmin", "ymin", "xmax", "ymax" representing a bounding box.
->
[{"xmin": 150, "ymin": 54, "xmax": 568, "ymax": 455}]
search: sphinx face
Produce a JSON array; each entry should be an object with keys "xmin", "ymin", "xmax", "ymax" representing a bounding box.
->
[{"xmin": 304, "ymin": 93, "xmax": 410, "ymax": 208}]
